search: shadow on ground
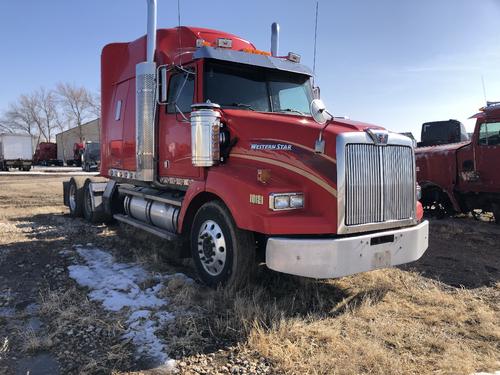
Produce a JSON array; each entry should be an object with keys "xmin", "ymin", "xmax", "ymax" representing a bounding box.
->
[{"xmin": 400, "ymin": 218, "xmax": 500, "ymax": 289}]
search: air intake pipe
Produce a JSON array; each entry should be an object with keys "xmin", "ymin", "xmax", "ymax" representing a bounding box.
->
[
  {"xmin": 135, "ymin": 0, "xmax": 157, "ymax": 181},
  {"xmin": 271, "ymin": 22, "xmax": 279, "ymax": 57}
]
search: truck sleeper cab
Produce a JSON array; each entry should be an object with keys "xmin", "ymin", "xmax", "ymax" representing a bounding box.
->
[
  {"xmin": 63, "ymin": 2, "xmax": 428, "ymax": 288},
  {"xmin": 416, "ymin": 102, "xmax": 500, "ymax": 221}
]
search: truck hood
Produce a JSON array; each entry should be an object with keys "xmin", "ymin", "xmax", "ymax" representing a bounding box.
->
[
  {"xmin": 415, "ymin": 141, "xmax": 470, "ymax": 155},
  {"xmin": 222, "ymin": 109, "xmax": 384, "ymax": 159}
]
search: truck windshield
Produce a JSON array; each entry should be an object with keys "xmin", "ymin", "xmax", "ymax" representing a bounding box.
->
[{"xmin": 204, "ymin": 61, "xmax": 313, "ymax": 115}]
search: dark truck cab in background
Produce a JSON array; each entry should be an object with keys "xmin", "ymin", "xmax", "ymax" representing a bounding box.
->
[
  {"xmin": 416, "ymin": 102, "xmax": 500, "ymax": 221},
  {"xmin": 418, "ymin": 119, "xmax": 469, "ymax": 148}
]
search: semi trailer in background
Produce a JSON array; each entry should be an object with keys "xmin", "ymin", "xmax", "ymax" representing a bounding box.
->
[
  {"xmin": 0, "ymin": 133, "xmax": 33, "ymax": 171},
  {"xmin": 33, "ymin": 142, "xmax": 63, "ymax": 166},
  {"xmin": 416, "ymin": 102, "xmax": 500, "ymax": 221},
  {"xmin": 63, "ymin": 0, "xmax": 428, "ymax": 288}
]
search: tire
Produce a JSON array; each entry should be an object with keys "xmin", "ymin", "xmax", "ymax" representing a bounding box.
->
[
  {"xmin": 492, "ymin": 203, "xmax": 500, "ymax": 225},
  {"xmin": 190, "ymin": 200, "xmax": 255, "ymax": 289},
  {"xmin": 68, "ymin": 177, "xmax": 85, "ymax": 217}
]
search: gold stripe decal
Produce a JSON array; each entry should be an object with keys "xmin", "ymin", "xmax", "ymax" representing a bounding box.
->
[
  {"xmin": 264, "ymin": 138, "xmax": 337, "ymax": 164},
  {"xmin": 232, "ymin": 154, "xmax": 337, "ymax": 197}
]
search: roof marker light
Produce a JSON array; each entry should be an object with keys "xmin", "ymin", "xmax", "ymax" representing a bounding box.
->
[
  {"xmin": 287, "ymin": 52, "xmax": 301, "ymax": 63},
  {"xmin": 196, "ymin": 39, "xmax": 211, "ymax": 48},
  {"xmin": 216, "ymin": 38, "xmax": 233, "ymax": 48}
]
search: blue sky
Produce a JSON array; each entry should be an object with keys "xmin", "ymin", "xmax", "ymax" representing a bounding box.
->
[{"xmin": 0, "ymin": 0, "xmax": 499, "ymax": 139}]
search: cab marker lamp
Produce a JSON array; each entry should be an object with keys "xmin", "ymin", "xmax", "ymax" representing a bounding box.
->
[
  {"xmin": 287, "ymin": 52, "xmax": 301, "ymax": 63},
  {"xmin": 269, "ymin": 193, "xmax": 305, "ymax": 211}
]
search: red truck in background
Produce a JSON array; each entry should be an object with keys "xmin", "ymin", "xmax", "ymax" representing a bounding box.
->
[
  {"xmin": 33, "ymin": 142, "xmax": 64, "ymax": 166},
  {"xmin": 416, "ymin": 102, "xmax": 500, "ymax": 222},
  {"xmin": 63, "ymin": 0, "xmax": 428, "ymax": 288}
]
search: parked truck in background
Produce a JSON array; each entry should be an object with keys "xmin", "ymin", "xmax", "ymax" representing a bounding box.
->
[
  {"xmin": 33, "ymin": 142, "xmax": 63, "ymax": 166},
  {"xmin": 418, "ymin": 119, "xmax": 469, "ymax": 147},
  {"xmin": 81, "ymin": 141, "xmax": 100, "ymax": 172},
  {"xmin": 0, "ymin": 133, "xmax": 33, "ymax": 171},
  {"xmin": 66, "ymin": 142, "xmax": 84, "ymax": 167},
  {"xmin": 416, "ymin": 102, "xmax": 500, "ymax": 222},
  {"xmin": 63, "ymin": 0, "xmax": 429, "ymax": 288}
]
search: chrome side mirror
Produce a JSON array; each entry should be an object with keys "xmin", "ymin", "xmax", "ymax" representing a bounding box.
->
[
  {"xmin": 310, "ymin": 99, "xmax": 330, "ymax": 125},
  {"xmin": 310, "ymin": 99, "xmax": 334, "ymax": 154}
]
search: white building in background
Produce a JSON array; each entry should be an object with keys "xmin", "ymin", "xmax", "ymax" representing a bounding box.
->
[{"xmin": 56, "ymin": 119, "xmax": 100, "ymax": 162}]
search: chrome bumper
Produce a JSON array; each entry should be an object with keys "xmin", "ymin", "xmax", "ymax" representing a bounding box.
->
[{"xmin": 265, "ymin": 221, "xmax": 429, "ymax": 279}]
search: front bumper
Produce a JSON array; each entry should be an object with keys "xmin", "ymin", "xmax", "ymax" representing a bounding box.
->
[{"xmin": 266, "ymin": 221, "xmax": 429, "ymax": 279}]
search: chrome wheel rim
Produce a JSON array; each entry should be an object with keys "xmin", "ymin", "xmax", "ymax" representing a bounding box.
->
[
  {"xmin": 69, "ymin": 183, "xmax": 77, "ymax": 212},
  {"xmin": 197, "ymin": 220, "xmax": 227, "ymax": 276}
]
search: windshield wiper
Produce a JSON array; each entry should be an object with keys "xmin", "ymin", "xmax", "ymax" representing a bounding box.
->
[
  {"xmin": 277, "ymin": 108, "xmax": 305, "ymax": 116},
  {"xmin": 221, "ymin": 102, "xmax": 255, "ymax": 111}
]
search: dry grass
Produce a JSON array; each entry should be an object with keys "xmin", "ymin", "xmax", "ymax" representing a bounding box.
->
[
  {"xmin": 0, "ymin": 337, "xmax": 8, "ymax": 360},
  {"xmin": 245, "ymin": 270, "xmax": 499, "ymax": 375},
  {"xmin": 157, "ymin": 268, "xmax": 499, "ymax": 375},
  {"xmin": 18, "ymin": 328, "xmax": 53, "ymax": 353}
]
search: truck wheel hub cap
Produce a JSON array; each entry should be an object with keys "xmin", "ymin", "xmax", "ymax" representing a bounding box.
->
[
  {"xmin": 197, "ymin": 220, "xmax": 226, "ymax": 276},
  {"xmin": 69, "ymin": 184, "xmax": 76, "ymax": 211}
]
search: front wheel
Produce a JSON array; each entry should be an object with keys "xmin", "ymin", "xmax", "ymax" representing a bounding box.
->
[{"xmin": 190, "ymin": 201, "xmax": 255, "ymax": 289}]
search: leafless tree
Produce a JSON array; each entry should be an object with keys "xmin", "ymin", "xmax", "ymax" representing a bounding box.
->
[
  {"xmin": 3, "ymin": 98, "xmax": 37, "ymax": 138},
  {"xmin": 35, "ymin": 87, "xmax": 60, "ymax": 142},
  {"xmin": 56, "ymin": 83, "xmax": 99, "ymax": 142}
]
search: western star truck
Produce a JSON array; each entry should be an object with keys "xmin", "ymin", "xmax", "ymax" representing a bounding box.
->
[
  {"xmin": 63, "ymin": 0, "xmax": 429, "ymax": 288},
  {"xmin": 0, "ymin": 133, "xmax": 33, "ymax": 171},
  {"xmin": 416, "ymin": 102, "xmax": 500, "ymax": 222}
]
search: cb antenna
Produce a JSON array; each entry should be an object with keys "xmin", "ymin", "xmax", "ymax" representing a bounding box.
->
[
  {"xmin": 313, "ymin": 1, "xmax": 319, "ymax": 75},
  {"xmin": 481, "ymin": 75, "xmax": 488, "ymax": 105},
  {"xmin": 177, "ymin": 0, "xmax": 182, "ymax": 65}
]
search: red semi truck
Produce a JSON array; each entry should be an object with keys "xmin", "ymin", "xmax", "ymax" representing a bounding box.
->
[
  {"xmin": 63, "ymin": 0, "xmax": 428, "ymax": 288},
  {"xmin": 33, "ymin": 142, "xmax": 63, "ymax": 166},
  {"xmin": 416, "ymin": 102, "xmax": 500, "ymax": 222}
]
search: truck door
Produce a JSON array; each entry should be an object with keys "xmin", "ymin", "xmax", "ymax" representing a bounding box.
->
[
  {"xmin": 476, "ymin": 120, "xmax": 500, "ymax": 191},
  {"xmin": 158, "ymin": 66, "xmax": 200, "ymax": 180}
]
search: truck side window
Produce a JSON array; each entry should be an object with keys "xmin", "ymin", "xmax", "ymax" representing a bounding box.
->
[
  {"xmin": 479, "ymin": 124, "xmax": 488, "ymax": 145},
  {"xmin": 167, "ymin": 70, "xmax": 195, "ymax": 114},
  {"xmin": 479, "ymin": 122, "xmax": 500, "ymax": 146}
]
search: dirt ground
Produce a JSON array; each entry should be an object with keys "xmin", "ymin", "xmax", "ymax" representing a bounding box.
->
[{"xmin": 0, "ymin": 174, "xmax": 498, "ymax": 375}]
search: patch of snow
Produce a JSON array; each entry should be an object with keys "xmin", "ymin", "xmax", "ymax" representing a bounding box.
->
[
  {"xmin": 68, "ymin": 245, "xmax": 187, "ymax": 368},
  {"xmin": 473, "ymin": 372, "xmax": 500, "ymax": 375}
]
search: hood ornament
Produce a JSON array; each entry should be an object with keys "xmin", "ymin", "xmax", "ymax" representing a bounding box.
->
[{"xmin": 365, "ymin": 128, "xmax": 389, "ymax": 145}]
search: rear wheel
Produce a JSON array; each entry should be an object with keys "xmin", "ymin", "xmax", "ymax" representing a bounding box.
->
[
  {"xmin": 190, "ymin": 201, "xmax": 255, "ymax": 289},
  {"xmin": 68, "ymin": 177, "xmax": 84, "ymax": 217},
  {"xmin": 492, "ymin": 203, "xmax": 500, "ymax": 225}
]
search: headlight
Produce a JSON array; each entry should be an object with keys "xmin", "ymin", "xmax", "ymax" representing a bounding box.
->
[{"xmin": 269, "ymin": 193, "xmax": 304, "ymax": 211}]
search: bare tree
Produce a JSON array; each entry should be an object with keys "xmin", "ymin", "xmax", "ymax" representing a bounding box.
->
[
  {"xmin": 3, "ymin": 99, "xmax": 37, "ymax": 138},
  {"xmin": 35, "ymin": 87, "xmax": 59, "ymax": 142},
  {"xmin": 56, "ymin": 83, "xmax": 98, "ymax": 143},
  {"xmin": 0, "ymin": 120, "xmax": 11, "ymax": 133}
]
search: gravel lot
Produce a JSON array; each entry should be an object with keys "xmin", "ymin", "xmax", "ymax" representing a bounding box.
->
[{"xmin": 0, "ymin": 173, "xmax": 498, "ymax": 375}]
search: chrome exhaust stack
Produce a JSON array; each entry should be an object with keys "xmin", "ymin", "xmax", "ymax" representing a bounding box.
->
[
  {"xmin": 271, "ymin": 22, "xmax": 279, "ymax": 57},
  {"xmin": 135, "ymin": 0, "xmax": 157, "ymax": 181}
]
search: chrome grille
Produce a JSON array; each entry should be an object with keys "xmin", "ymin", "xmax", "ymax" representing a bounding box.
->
[{"xmin": 345, "ymin": 144, "xmax": 415, "ymax": 226}]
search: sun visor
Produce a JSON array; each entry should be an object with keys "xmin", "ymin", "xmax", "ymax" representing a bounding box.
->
[{"xmin": 193, "ymin": 46, "xmax": 313, "ymax": 76}]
